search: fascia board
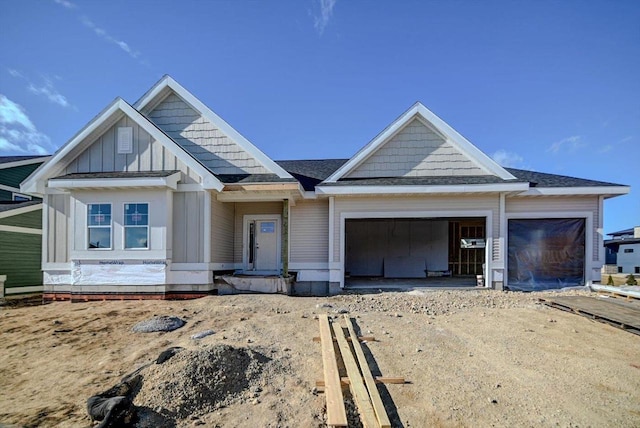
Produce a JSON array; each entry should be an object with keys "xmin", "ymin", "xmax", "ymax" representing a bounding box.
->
[
  {"xmin": 49, "ymin": 172, "xmax": 182, "ymax": 190},
  {"xmin": 135, "ymin": 76, "xmax": 293, "ymax": 179},
  {"xmin": 0, "ymin": 183, "xmax": 20, "ymax": 193},
  {"xmin": 0, "ymin": 156, "xmax": 50, "ymax": 170},
  {"xmin": 21, "ymin": 98, "xmax": 125, "ymax": 196},
  {"xmin": 0, "ymin": 203, "xmax": 42, "ymax": 219},
  {"xmin": 316, "ymin": 182, "xmax": 530, "ymax": 195},
  {"xmin": 518, "ymin": 186, "xmax": 630, "ymax": 197}
]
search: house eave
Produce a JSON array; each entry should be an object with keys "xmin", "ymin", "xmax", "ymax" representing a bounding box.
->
[
  {"xmin": 315, "ymin": 182, "xmax": 530, "ymax": 196},
  {"xmin": 516, "ymin": 186, "xmax": 630, "ymax": 197},
  {"xmin": 48, "ymin": 172, "xmax": 182, "ymax": 191}
]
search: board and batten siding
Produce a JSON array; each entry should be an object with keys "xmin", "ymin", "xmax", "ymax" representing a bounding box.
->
[
  {"xmin": 211, "ymin": 197, "xmax": 235, "ymax": 264},
  {"xmin": 332, "ymin": 195, "xmax": 500, "ymax": 263},
  {"xmin": 505, "ymin": 196, "xmax": 600, "ymax": 261},
  {"xmin": 65, "ymin": 114, "xmax": 200, "ymax": 184},
  {"xmin": 345, "ymin": 118, "xmax": 488, "ymax": 179},
  {"xmin": 290, "ymin": 199, "xmax": 329, "ymax": 264},
  {"xmin": 47, "ymin": 194, "xmax": 69, "ymax": 263},
  {"xmin": 148, "ymin": 93, "xmax": 269, "ymax": 175},
  {"xmin": 173, "ymin": 192, "xmax": 205, "ymax": 263},
  {"xmin": 233, "ymin": 201, "xmax": 282, "ymax": 264}
]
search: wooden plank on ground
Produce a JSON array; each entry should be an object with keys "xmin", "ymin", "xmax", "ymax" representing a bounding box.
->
[
  {"xmin": 316, "ymin": 377, "xmax": 406, "ymax": 388},
  {"xmin": 332, "ymin": 322, "xmax": 379, "ymax": 428},
  {"xmin": 345, "ymin": 316, "xmax": 392, "ymax": 428},
  {"xmin": 540, "ymin": 296, "xmax": 640, "ymax": 335},
  {"xmin": 319, "ymin": 314, "xmax": 348, "ymax": 427}
]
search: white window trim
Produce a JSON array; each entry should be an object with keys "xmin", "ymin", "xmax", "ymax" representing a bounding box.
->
[
  {"xmin": 87, "ymin": 203, "xmax": 113, "ymax": 251},
  {"xmin": 12, "ymin": 192, "xmax": 32, "ymax": 201},
  {"xmin": 123, "ymin": 202, "xmax": 150, "ymax": 250}
]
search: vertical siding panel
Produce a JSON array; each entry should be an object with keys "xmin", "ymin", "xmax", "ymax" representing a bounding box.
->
[
  {"xmin": 47, "ymin": 195, "xmax": 56, "ymax": 263},
  {"xmin": 89, "ymin": 138, "xmax": 102, "ymax": 171},
  {"xmin": 113, "ymin": 118, "xmax": 127, "ymax": 172},
  {"xmin": 172, "ymin": 193, "xmax": 186, "ymax": 262},
  {"xmin": 54, "ymin": 195, "xmax": 67, "ymax": 263},
  {"xmin": 139, "ymin": 128, "xmax": 151, "ymax": 171},
  {"xmin": 290, "ymin": 200, "xmax": 329, "ymax": 263}
]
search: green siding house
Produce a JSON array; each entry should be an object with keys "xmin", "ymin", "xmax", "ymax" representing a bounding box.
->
[{"xmin": 0, "ymin": 156, "xmax": 49, "ymax": 297}]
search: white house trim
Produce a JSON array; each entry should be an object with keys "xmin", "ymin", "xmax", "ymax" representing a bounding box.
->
[
  {"xmin": 325, "ymin": 102, "xmax": 516, "ymax": 182},
  {"xmin": 21, "ymin": 98, "xmax": 224, "ymax": 196},
  {"xmin": 518, "ymin": 187, "xmax": 629, "ymax": 197},
  {"xmin": 504, "ymin": 211, "xmax": 594, "ymax": 288},
  {"xmin": 0, "ymin": 183, "xmax": 20, "ymax": 193},
  {"xmin": 317, "ymin": 182, "xmax": 529, "ymax": 196},
  {"xmin": 0, "ymin": 225, "xmax": 42, "ymax": 235},
  {"xmin": 0, "ymin": 156, "xmax": 49, "ymax": 170},
  {"xmin": 134, "ymin": 75, "xmax": 293, "ymax": 179},
  {"xmin": 0, "ymin": 202, "xmax": 42, "ymax": 219},
  {"xmin": 49, "ymin": 172, "xmax": 182, "ymax": 191},
  {"xmin": 337, "ymin": 209, "xmax": 494, "ymax": 289}
]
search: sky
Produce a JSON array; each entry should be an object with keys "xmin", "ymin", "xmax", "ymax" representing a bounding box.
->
[{"xmin": 0, "ymin": 0, "xmax": 638, "ymax": 234}]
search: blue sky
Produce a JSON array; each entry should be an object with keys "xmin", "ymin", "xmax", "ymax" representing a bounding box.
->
[{"xmin": 0, "ymin": 0, "xmax": 638, "ymax": 233}]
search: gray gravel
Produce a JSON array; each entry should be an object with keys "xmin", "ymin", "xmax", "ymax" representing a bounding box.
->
[{"xmin": 131, "ymin": 316, "xmax": 186, "ymax": 333}]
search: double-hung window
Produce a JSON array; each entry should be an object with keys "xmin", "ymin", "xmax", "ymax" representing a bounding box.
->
[
  {"xmin": 124, "ymin": 203, "xmax": 149, "ymax": 249},
  {"xmin": 88, "ymin": 204, "xmax": 112, "ymax": 249}
]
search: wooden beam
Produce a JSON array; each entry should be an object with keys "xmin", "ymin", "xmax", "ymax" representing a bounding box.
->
[
  {"xmin": 332, "ymin": 322, "xmax": 379, "ymax": 428},
  {"xmin": 319, "ymin": 314, "xmax": 347, "ymax": 427},
  {"xmin": 345, "ymin": 316, "xmax": 392, "ymax": 428},
  {"xmin": 313, "ymin": 335, "xmax": 376, "ymax": 343},
  {"xmin": 316, "ymin": 377, "xmax": 405, "ymax": 388}
]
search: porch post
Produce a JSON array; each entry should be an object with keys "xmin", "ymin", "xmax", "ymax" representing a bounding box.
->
[{"xmin": 282, "ymin": 199, "xmax": 289, "ymax": 277}]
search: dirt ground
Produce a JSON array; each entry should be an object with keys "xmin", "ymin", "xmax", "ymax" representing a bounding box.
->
[{"xmin": 1, "ymin": 289, "xmax": 639, "ymax": 427}]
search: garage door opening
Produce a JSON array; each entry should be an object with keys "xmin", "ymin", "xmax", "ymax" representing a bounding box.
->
[{"xmin": 344, "ymin": 217, "xmax": 486, "ymax": 288}]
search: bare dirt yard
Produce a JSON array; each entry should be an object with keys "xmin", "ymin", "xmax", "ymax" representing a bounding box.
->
[{"xmin": 1, "ymin": 289, "xmax": 639, "ymax": 427}]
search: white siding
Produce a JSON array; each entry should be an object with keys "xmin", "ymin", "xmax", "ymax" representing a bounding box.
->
[
  {"xmin": 211, "ymin": 197, "xmax": 235, "ymax": 263},
  {"xmin": 290, "ymin": 199, "xmax": 329, "ymax": 263},
  {"xmin": 65, "ymin": 114, "xmax": 200, "ymax": 184},
  {"xmin": 47, "ymin": 194, "xmax": 70, "ymax": 263},
  {"xmin": 233, "ymin": 201, "xmax": 282, "ymax": 264},
  {"xmin": 346, "ymin": 118, "xmax": 488, "ymax": 178},
  {"xmin": 506, "ymin": 196, "xmax": 600, "ymax": 262},
  {"xmin": 173, "ymin": 192, "xmax": 205, "ymax": 263},
  {"xmin": 148, "ymin": 93, "xmax": 269, "ymax": 175},
  {"xmin": 332, "ymin": 195, "xmax": 500, "ymax": 263}
]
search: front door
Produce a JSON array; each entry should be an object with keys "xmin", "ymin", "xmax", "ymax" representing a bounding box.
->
[{"xmin": 245, "ymin": 216, "xmax": 280, "ymax": 272}]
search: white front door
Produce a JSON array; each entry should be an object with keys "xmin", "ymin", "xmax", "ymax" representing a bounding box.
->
[{"xmin": 244, "ymin": 216, "xmax": 280, "ymax": 272}]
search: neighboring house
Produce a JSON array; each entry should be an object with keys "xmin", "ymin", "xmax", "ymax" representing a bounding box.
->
[
  {"xmin": 604, "ymin": 227, "xmax": 640, "ymax": 274},
  {"xmin": 0, "ymin": 156, "xmax": 49, "ymax": 297},
  {"xmin": 21, "ymin": 76, "xmax": 629, "ymax": 300}
]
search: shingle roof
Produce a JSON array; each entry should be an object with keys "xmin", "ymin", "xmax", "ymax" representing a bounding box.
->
[
  {"xmin": 321, "ymin": 175, "xmax": 522, "ymax": 186},
  {"xmin": 0, "ymin": 200, "xmax": 42, "ymax": 213},
  {"xmin": 0, "ymin": 155, "xmax": 48, "ymax": 165},
  {"xmin": 50, "ymin": 171, "xmax": 180, "ymax": 180},
  {"xmin": 276, "ymin": 159, "xmax": 349, "ymax": 190},
  {"xmin": 217, "ymin": 174, "xmax": 298, "ymax": 185},
  {"xmin": 504, "ymin": 168, "xmax": 625, "ymax": 188}
]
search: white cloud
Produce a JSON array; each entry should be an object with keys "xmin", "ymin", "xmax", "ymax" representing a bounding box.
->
[
  {"xmin": 0, "ymin": 95, "xmax": 53, "ymax": 155},
  {"xmin": 6, "ymin": 69, "xmax": 72, "ymax": 109},
  {"xmin": 547, "ymin": 135, "xmax": 585, "ymax": 154},
  {"xmin": 53, "ymin": 0, "xmax": 75, "ymax": 9},
  {"xmin": 314, "ymin": 0, "xmax": 337, "ymax": 35},
  {"xmin": 80, "ymin": 16, "xmax": 140, "ymax": 59},
  {"xmin": 598, "ymin": 136, "xmax": 632, "ymax": 153},
  {"xmin": 492, "ymin": 150, "xmax": 524, "ymax": 168}
]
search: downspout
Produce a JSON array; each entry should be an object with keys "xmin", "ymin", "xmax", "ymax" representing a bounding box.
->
[{"xmin": 282, "ymin": 199, "xmax": 289, "ymax": 277}]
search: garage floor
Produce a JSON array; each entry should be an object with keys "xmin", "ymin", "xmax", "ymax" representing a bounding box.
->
[{"xmin": 344, "ymin": 276, "xmax": 479, "ymax": 290}]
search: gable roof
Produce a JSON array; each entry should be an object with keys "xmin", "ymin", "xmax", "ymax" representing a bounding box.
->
[
  {"xmin": 325, "ymin": 102, "xmax": 516, "ymax": 182},
  {"xmin": 134, "ymin": 75, "xmax": 293, "ymax": 180},
  {"xmin": 21, "ymin": 98, "xmax": 224, "ymax": 195}
]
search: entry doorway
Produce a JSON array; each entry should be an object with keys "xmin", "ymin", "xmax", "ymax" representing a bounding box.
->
[{"xmin": 243, "ymin": 215, "xmax": 281, "ymax": 273}]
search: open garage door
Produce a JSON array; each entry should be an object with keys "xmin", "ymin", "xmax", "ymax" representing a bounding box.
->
[
  {"xmin": 344, "ymin": 218, "xmax": 486, "ymax": 283},
  {"xmin": 507, "ymin": 218, "xmax": 585, "ymax": 291}
]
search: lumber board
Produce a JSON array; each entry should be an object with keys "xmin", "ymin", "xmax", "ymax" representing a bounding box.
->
[
  {"xmin": 319, "ymin": 314, "xmax": 348, "ymax": 427},
  {"xmin": 313, "ymin": 335, "xmax": 376, "ymax": 342},
  {"xmin": 540, "ymin": 296, "xmax": 640, "ymax": 335},
  {"xmin": 332, "ymin": 322, "xmax": 379, "ymax": 428},
  {"xmin": 345, "ymin": 316, "xmax": 392, "ymax": 428},
  {"xmin": 316, "ymin": 377, "xmax": 406, "ymax": 387}
]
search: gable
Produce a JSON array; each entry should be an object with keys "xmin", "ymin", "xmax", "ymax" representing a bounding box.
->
[
  {"xmin": 65, "ymin": 111, "xmax": 202, "ymax": 184},
  {"xmin": 147, "ymin": 92, "xmax": 270, "ymax": 176},
  {"xmin": 345, "ymin": 118, "xmax": 488, "ymax": 178},
  {"xmin": 0, "ymin": 163, "xmax": 44, "ymax": 188}
]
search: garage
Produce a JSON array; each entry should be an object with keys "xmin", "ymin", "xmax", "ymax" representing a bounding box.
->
[
  {"xmin": 507, "ymin": 218, "xmax": 586, "ymax": 291},
  {"xmin": 344, "ymin": 217, "xmax": 486, "ymax": 286}
]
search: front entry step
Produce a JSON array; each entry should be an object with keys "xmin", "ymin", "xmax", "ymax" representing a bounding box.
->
[{"xmin": 217, "ymin": 274, "xmax": 293, "ymax": 294}]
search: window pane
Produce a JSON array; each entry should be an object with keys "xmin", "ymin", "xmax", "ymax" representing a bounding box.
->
[
  {"xmin": 88, "ymin": 204, "xmax": 111, "ymax": 226},
  {"xmin": 88, "ymin": 228, "xmax": 111, "ymax": 249},
  {"xmin": 125, "ymin": 227, "xmax": 148, "ymax": 249},
  {"xmin": 125, "ymin": 203, "xmax": 148, "ymax": 226}
]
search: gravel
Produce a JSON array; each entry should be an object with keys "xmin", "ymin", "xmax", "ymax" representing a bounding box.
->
[{"xmin": 131, "ymin": 316, "xmax": 186, "ymax": 333}]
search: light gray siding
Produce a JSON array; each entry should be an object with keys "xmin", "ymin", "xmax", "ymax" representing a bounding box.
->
[
  {"xmin": 211, "ymin": 197, "xmax": 235, "ymax": 264},
  {"xmin": 332, "ymin": 195, "xmax": 500, "ymax": 263},
  {"xmin": 65, "ymin": 114, "xmax": 200, "ymax": 184},
  {"xmin": 173, "ymin": 192, "xmax": 205, "ymax": 263},
  {"xmin": 290, "ymin": 199, "xmax": 329, "ymax": 264},
  {"xmin": 505, "ymin": 196, "xmax": 600, "ymax": 262},
  {"xmin": 346, "ymin": 118, "xmax": 488, "ymax": 178},
  {"xmin": 47, "ymin": 194, "xmax": 70, "ymax": 263},
  {"xmin": 148, "ymin": 93, "xmax": 270, "ymax": 175},
  {"xmin": 234, "ymin": 201, "xmax": 282, "ymax": 264}
]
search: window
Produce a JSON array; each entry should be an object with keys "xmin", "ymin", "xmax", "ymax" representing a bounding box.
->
[
  {"xmin": 624, "ymin": 248, "xmax": 634, "ymax": 253},
  {"xmin": 618, "ymin": 266, "xmax": 623, "ymax": 273},
  {"xmin": 88, "ymin": 204, "xmax": 112, "ymax": 249},
  {"xmin": 124, "ymin": 203, "xmax": 148, "ymax": 249},
  {"xmin": 635, "ymin": 267, "xmax": 640, "ymax": 274}
]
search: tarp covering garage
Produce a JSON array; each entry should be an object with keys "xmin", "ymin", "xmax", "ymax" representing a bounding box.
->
[{"xmin": 507, "ymin": 218, "xmax": 585, "ymax": 291}]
